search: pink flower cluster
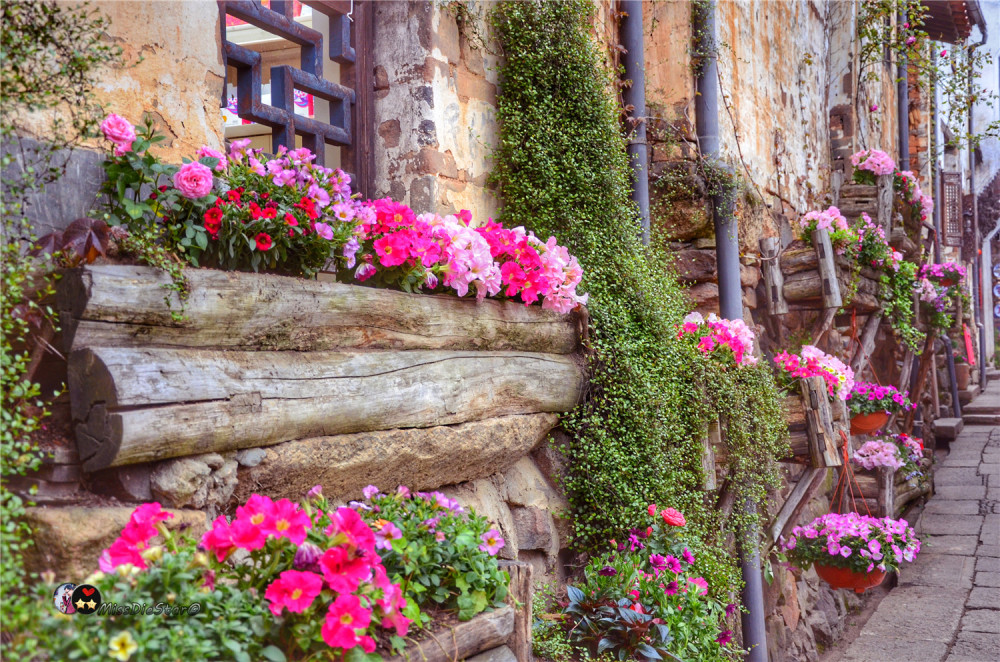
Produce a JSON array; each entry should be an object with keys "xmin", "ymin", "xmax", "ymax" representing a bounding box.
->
[
  {"xmin": 847, "ymin": 380, "xmax": 912, "ymax": 415},
  {"xmin": 782, "ymin": 512, "xmax": 920, "ymax": 572},
  {"xmin": 850, "ymin": 149, "xmax": 897, "ymax": 176},
  {"xmin": 98, "ymin": 503, "xmax": 174, "ymax": 571},
  {"xmin": 895, "ymin": 170, "xmax": 934, "ymax": 221},
  {"xmin": 856, "ymin": 213, "xmax": 901, "ymax": 271},
  {"xmin": 200, "ymin": 495, "xmax": 409, "ymax": 654},
  {"xmin": 350, "ymin": 201, "xmax": 587, "ymax": 313},
  {"xmin": 677, "ymin": 312, "xmax": 758, "ymax": 367},
  {"xmin": 920, "ymin": 261, "xmax": 966, "ymax": 284},
  {"xmin": 773, "ymin": 345, "xmax": 855, "ymax": 400},
  {"xmin": 798, "ymin": 206, "xmax": 849, "ymax": 234},
  {"xmin": 852, "ymin": 440, "xmax": 904, "ymax": 471},
  {"xmin": 228, "ymin": 139, "xmax": 353, "ymax": 208},
  {"xmin": 916, "ymin": 277, "xmax": 940, "ymax": 303}
]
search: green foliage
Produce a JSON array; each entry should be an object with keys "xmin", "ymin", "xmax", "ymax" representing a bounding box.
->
[
  {"xmin": 1, "ymin": 1, "xmax": 122, "ymax": 656},
  {"xmin": 357, "ymin": 489, "xmax": 509, "ymax": 626},
  {"xmin": 489, "ymin": 0, "xmax": 787, "ymax": 595},
  {"xmin": 880, "ymin": 260, "xmax": 923, "ymax": 351},
  {"xmin": 34, "ymin": 546, "xmax": 276, "ymax": 662}
]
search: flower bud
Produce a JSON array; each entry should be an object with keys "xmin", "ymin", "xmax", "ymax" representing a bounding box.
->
[{"xmin": 293, "ymin": 542, "xmax": 323, "ymax": 570}]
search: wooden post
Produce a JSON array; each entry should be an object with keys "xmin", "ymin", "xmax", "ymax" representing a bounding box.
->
[
  {"xmin": 832, "ymin": 170, "xmax": 844, "ymax": 207},
  {"xmin": 811, "ymin": 227, "xmax": 843, "ymax": 309},
  {"xmin": 701, "ymin": 421, "xmax": 720, "ymax": 490},
  {"xmin": 803, "ymin": 377, "xmax": 842, "ymax": 467},
  {"xmin": 876, "ymin": 467, "xmax": 895, "ymax": 518},
  {"xmin": 876, "ymin": 173, "xmax": 894, "ymax": 231},
  {"xmin": 766, "ymin": 467, "xmax": 827, "ymax": 548},
  {"xmin": 759, "ymin": 237, "xmax": 789, "ymax": 315},
  {"xmin": 498, "ymin": 560, "xmax": 533, "ymax": 662},
  {"xmin": 903, "ymin": 332, "xmax": 938, "ymax": 432}
]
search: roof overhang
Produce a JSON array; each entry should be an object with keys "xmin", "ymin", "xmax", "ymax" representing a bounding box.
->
[{"xmin": 922, "ymin": 0, "xmax": 982, "ymax": 44}]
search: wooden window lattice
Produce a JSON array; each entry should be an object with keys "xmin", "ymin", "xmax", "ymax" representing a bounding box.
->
[
  {"xmin": 219, "ymin": 0, "xmax": 356, "ymax": 167},
  {"xmin": 943, "ymin": 172, "xmax": 963, "ymax": 247}
]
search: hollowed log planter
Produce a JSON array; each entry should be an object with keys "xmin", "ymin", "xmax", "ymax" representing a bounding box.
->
[
  {"xmin": 779, "ymin": 376, "xmax": 848, "ymax": 468},
  {"xmin": 850, "ymin": 412, "xmax": 890, "ymax": 436},
  {"xmin": 58, "ymin": 266, "xmax": 587, "ymax": 471},
  {"xmin": 815, "ymin": 563, "xmax": 886, "ymax": 594}
]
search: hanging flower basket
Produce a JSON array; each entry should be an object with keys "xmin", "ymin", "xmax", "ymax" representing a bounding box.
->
[
  {"xmin": 814, "ymin": 563, "xmax": 886, "ymax": 594},
  {"xmin": 939, "ymin": 278, "xmax": 956, "ymax": 287},
  {"xmin": 850, "ymin": 411, "xmax": 890, "ymax": 435}
]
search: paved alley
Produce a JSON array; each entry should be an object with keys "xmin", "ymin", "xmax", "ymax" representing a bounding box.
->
[{"xmin": 840, "ymin": 378, "xmax": 1000, "ymax": 662}]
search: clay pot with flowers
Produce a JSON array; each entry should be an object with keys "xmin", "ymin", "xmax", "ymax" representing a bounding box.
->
[
  {"xmin": 780, "ymin": 512, "xmax": 921, "ymax": 593},
  {"xmin": 846, "ymin": 381, "xmax": 912, "ymax": 435}
]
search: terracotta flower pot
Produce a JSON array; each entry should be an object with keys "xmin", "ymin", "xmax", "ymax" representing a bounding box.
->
[
  {"xmin": 939, "ymin": 278, "xmax": 956, "ymax": 287},
  {"xmin": 850, "ymin": 411, "xmax": 890, "ymax": 435},
  {"xmin": 955, "ymin": 364, "xmax": 970, "ymax": 391},
  {"xmin": 815, "ymin": 562, "xmax": 886, "ymax": 594}
]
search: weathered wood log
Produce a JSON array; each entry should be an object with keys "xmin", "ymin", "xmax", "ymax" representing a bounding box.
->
[
  {"xmin": 852, "ymin": 474, "xmax": 880, "ymax": 499},
  {"xmin": 877, "ymin": 467, "xmax": 895, "ymax": 518},
  {"xmin": 383, "ymin": 605, "xmax": 514, "ymax": 662},
  {"xmin": 69, "ymin": 348, "xmax": 585, "ymax": 470},
  {"xmin": 812, "ymin": 228, "xmax": 842, "ymax": 309},
  {"xmin": 783, "ymin": 396, "xmax": 807, "ymax": 431},
  {"xmin": 498, "ymin": 560, "xmax": 533, "ymax": 662},
  {"xmin": 832, "ymin": 170, "xmax": 845, "ymax": 206},
  {"xmin": 760, "ymin": 237, "xmax": 789, "ymax": 315},
  {"xmin": 803, "ymin": 377, "xmax": 842, "ymax": 468},
  {"xmin": 767, "ymin": 467, "xmax": 827, "ymax": 547},
  {"xmin": 781, "ymin": 431, "xmax": 811, "ymax": 461},
  {"xmin": 783, "ymin": 271, "xmax": 880, "ymax": 312},
  {"xmin": 895, "ymin": 480, "xmax": 932, "ymax": 516},
  {"xmin": 876, "ymin": 174, "xmax": 894, "ymax": 231},
  {"xmin": 838, "ymin": 184, "xmax": 878, "ymax": 221},
  {"xmin": 58, "ymin": 265, "xmax": 581, "ymax": 354},
  {"xmin": 778, "ymin": 242, "xmax": 820, "ymax": 275}
]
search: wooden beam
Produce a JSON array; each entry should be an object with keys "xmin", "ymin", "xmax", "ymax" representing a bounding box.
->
[
  {"xmin": 69, "ymin": 347, "xmax": 585, "ymax": 470},
  {"xmin": 498, "ymin": 561, "xmax": 533, "ymax": 662},
  {"xmin": 58, "ymin": 266, "xmax": 581, "ymax": 354},
  {"xmin": 812, "ymin": 227, "xmax": 843, "ymax": 309},
  {"xmin": 876, "ymin": 173, "xmax": 894, "ymax": 232},
  {"xmin": 766, "ymin": 467, "xmax": 827, "ymax": 549},
  {"xmin": 803, "ymin": 376, "xmax": 842, "ymax": 467},
  {"xmin": 760, "ymin": 237, "xmax": 789, "ymax": 315},
  {"xmin": 850, "ymin": 311, "xmax": 884, "ymax": 374},
  {"xmin": 383, "ymin": 605, "xmax": 514, "ymax": 662}
]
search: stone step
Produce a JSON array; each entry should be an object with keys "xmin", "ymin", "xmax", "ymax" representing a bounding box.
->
[
  {"xmin": 934, "ymin": 417, "xmax": 965, "ymax": 441},
  {"xmin": 959, "ymin": 385, "xmax": 981, "ymax": 405},
  {"xmin": 963, "ymin": 414, "xmax": 1000, "ymax": 426}
]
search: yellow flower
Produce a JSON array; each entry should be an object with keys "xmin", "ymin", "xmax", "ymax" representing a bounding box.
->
[
  {"xmin": 108, "ymin": 631, "xmax": 138, "ymax": 661},
  {"xmin": 140, "ymin": 545, "xmax": 163, "ymax": 563}
]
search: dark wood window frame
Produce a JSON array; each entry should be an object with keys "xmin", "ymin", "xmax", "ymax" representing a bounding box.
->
[
  {"xmin": 942, "ymin": 171, "xmax": 963, "ymax": 247},
  {"xmin": 218, "ymin": 0, "xmax": 374, "ymax": 197}
]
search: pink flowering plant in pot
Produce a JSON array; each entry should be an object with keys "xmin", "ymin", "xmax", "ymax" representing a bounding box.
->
[
  {"xmin": 846, "ymin": 381, "xmax": 912, "ymax": 417},
  {"xmin": 849, "ymin": 148, "xmax": 896, "ymax": 185},
  {"xmin": 779, "ymin": 512, "xmax": 921, "ymax": 577},
  {"xmin": 796, "ymin": 206, "xmax": 857, "ymax": 253},
  {"xmin": 349, "ymin": 485, "xmax": 510, "ymax": 625},
  {"xmin": 772, "ymin": 345, "xmax": 855, "ymax": 401},
  {"xmin": 554, "ymin": 506, "xmax": 742, "ymax": 661}
]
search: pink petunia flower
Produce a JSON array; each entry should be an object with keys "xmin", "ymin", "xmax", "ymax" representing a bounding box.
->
[{"xmin": 265, "ymin": 570, "xmax": 324, "ymax": 616}]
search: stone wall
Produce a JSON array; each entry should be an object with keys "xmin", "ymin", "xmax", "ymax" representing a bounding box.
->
[{"xmin": 372, "ymin": 1, "xmax": 500, "ymax": 222}]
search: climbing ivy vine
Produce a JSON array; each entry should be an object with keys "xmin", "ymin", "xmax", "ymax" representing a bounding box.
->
[{"xmin": 488, "ymin": 0, "xmax": 787, "ymax": 593}]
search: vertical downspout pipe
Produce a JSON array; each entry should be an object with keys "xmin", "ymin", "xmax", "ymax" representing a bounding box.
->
[
  {"xmin": 897, "ymin": 11, "xmax": 909, "ymax": 169},
  {"xmin": 621, "ymin": 0, "xmax": 650, "ymax": 246},
  {"xmin": 967, "ymin": 7, "xmax": 988, "ymax": 385},
  {"xmin": 693, "ymin": 3, "xmax": 767, "ymax": 660}
]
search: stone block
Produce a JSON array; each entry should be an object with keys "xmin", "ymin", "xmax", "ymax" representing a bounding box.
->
[
  {"xmin": 933, "ymin": 467, "xmax": 984, "ymax": 487},
  {"xmin": 934, "ymin": 485, "xmax": 986, "ymax": 500},
  {"xmin": 976, "ymin": 556, "xmax": 1000, "ymax": 572},
  {"xmin": 88, "ymin": 463, "xmax": 153, "ymax": 502},
  {"xmin": 854, "ymin": 585, "xmax": 966, "ymax": 643},
  {"xmin": 672, "ymin": 249, "xmax": 717, "ymax": 284},
  {"xmin": 235, "ymin": 448, "xmax": 267, "ymax": 468},
  {"xmin": 934, "ymin": 417, "xmax": 965, "ymax": 441},
  {"xmin": 922, "ymin": 500, "xmax": 981, "ymax": 516},
  {"xmin": 510, "ymin": 506, "xmax": 554, "ymax": 553},
  {"xmin": 967, "ymin": 586, "xmax": 1000, "ymax": 609},
  {"xmin": 920, "ymin": 535, "xmax": 980, "ymax": 556},
  {"xmin": 150, "ymin": 452, "xmax": 237, "ymax": 517},
  {"xmin": 24, "ymin": 506, "xmax": 206, "ymax": 579},
  {"xmin": 842, "ymin": 636, "xmax": 947, "ymax": 662},
  {"xmin": 235, "ymin": 413, "xmax": 558, "ymax": 503},
  {"xmin": 897, "ymin": 553, "xmax": 974, "ymax": 589},
  {"xmin": 975, "ymin": 571, "xmax": 1000, "ymax": 588},
  {"xmin": 946, "ymin": 630, "xmax": 1000, "ymax": 661},
  {"xmin": 503, "ymin": 457, "xmax": 565, "ymax": 510},
  {"xmin": 917, "ymin": 514, "xmax": 983, "ymax": 536},
  {"xmin": 959, "ymin": 610, "xmax": 1000, "ymax": 634},
  {"xmin": 464, "ymin": 645, "xmax": 517, "ymax": 662}
]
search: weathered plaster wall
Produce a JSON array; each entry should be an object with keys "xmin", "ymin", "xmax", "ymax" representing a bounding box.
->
[{"xmin": 372, "ymin": 1, "xmax": 500, "ymax": 222}]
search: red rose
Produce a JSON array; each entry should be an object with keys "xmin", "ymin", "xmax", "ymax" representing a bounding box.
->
[
  {"xmin": 255, "ymin": 232, "xmax": 272, "ymax": 251},
  {"xmin": 660, "ymin": 507, "xmax": 686, "ymax": 527},
  {"xmin": 647, "ymin": 503, "xmax": 657, "ymax": 517},
  {"xmin": 203, "ymin": 207, "xmax": 223, "ymax": 237}
]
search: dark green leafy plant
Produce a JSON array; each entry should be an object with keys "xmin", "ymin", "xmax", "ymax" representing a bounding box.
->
[
  {"xmin": 356, "ymin": 487, "xmax": 509, "ymax": 626},
  {"xmin": 489, "ymin": 0, "xmax": 787, "ymax": 597}
]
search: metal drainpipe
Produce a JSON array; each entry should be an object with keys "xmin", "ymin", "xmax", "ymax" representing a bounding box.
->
[
  {"xmin": 898, "ymin": 11, "xmax": 909, "ymax": 168},
  {"xmin": 693, "ymin": 3, "xmax": 767, "ymax": 660},
  {"xmin": 621, "ymin": 0, "xmax": 650, "ymax": 246},
  {"xmin": 967, "ymin": 13, "xmax": 989, "ymax": 387}
]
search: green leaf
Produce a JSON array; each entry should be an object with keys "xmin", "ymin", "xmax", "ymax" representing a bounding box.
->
[{"xmin": 260, "ymin": 645, "xmax": 286, "ymax": 662}]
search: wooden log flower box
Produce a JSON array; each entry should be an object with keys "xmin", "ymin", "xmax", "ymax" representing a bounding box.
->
[
  {"xmin": 851, "ymin": 457, "xmax": 932, "ymax": 518},
  {"xmin": 780, "ymin": 376, "xmax": 848, "ymax": 467},
  {"xmin": 58, "ymin": 265, "xmax": 587, "ymax": 472}
]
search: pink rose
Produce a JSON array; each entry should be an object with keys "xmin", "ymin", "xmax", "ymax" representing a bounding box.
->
[
  {"xmin": 173, "ymin": 161, "xmax": 214, "ymax": 199},
  {"xmin": 100, "ymin": 113, "xmax": 136, "ymax": 156}
]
